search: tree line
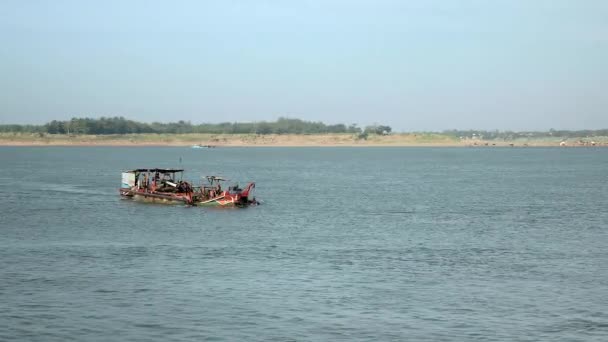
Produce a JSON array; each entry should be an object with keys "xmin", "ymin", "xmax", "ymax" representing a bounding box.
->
[
  {"xmin": 0, "ymin": 117, "xmax": 392, "ymax": 135},
  {"xmin": 3, "ymin": 117, "xmax": 605, "ymax": 138}
]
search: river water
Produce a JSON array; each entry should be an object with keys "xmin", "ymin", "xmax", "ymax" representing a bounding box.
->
[{"xmin": 0, "ymin": 147, "xmax": 607, "ymax": 341}]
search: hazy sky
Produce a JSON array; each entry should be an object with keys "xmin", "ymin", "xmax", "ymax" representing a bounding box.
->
[{"xmin": 1, "ymin": 0, "xmax": 606, "ymax": 131}]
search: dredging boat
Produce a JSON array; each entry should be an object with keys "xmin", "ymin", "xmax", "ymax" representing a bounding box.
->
[{"xmin": 119, "ymin": 168, "xmax": 257, "ymax": 207}]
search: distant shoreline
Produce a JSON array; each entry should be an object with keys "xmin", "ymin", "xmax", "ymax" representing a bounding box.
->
[{"xmin": 1, "ymin": 133, "xmax": 606, "ymax": 147}]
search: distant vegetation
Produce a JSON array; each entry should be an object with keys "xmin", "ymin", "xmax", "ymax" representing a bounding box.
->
[
  {"xmin": 0, "ymin": 117, "xmax": 392, "ymax": 136},
  {"xmin": 1, "ymin": 117, "xmax": 607, "ymax": 140},
  {"xmin": 442, "ymin": 129, "xmax": 608, "ymax": 140}
]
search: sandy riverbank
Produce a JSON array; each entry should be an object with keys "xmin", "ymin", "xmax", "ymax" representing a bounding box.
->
[{"xmin": 1, "ymin": 133, "xmax": 606, "ymax": 147}]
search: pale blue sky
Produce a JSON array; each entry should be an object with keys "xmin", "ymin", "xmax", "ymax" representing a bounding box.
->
[{"xmin": 1, "ymin": 0, "xmax": 606, "ymax": 131}]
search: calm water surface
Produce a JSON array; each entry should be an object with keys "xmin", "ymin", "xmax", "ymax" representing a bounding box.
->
[{"xmin": 0, "ymin": 147, "xmax": 607, "ymax": 341}]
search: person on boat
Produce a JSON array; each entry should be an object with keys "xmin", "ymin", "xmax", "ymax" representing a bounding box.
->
[{"xmin": 177, "ymin": 181, "xmax": 192, "ymax": 193}]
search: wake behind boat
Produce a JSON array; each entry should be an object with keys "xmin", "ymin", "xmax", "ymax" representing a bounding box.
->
[{"xmin": 120, "ymin": 168, "xmax": 257, "ymax": 207}]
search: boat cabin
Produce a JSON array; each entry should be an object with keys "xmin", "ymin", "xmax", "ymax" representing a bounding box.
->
[{"xmin": 122, "ymin": 168, "xmax": 191, "ymax": 193}]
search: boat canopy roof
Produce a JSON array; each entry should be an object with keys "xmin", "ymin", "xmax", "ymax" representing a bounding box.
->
[{"xmin": 125, "ymin": 168, "xmax": 184, "ymax": 173}]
